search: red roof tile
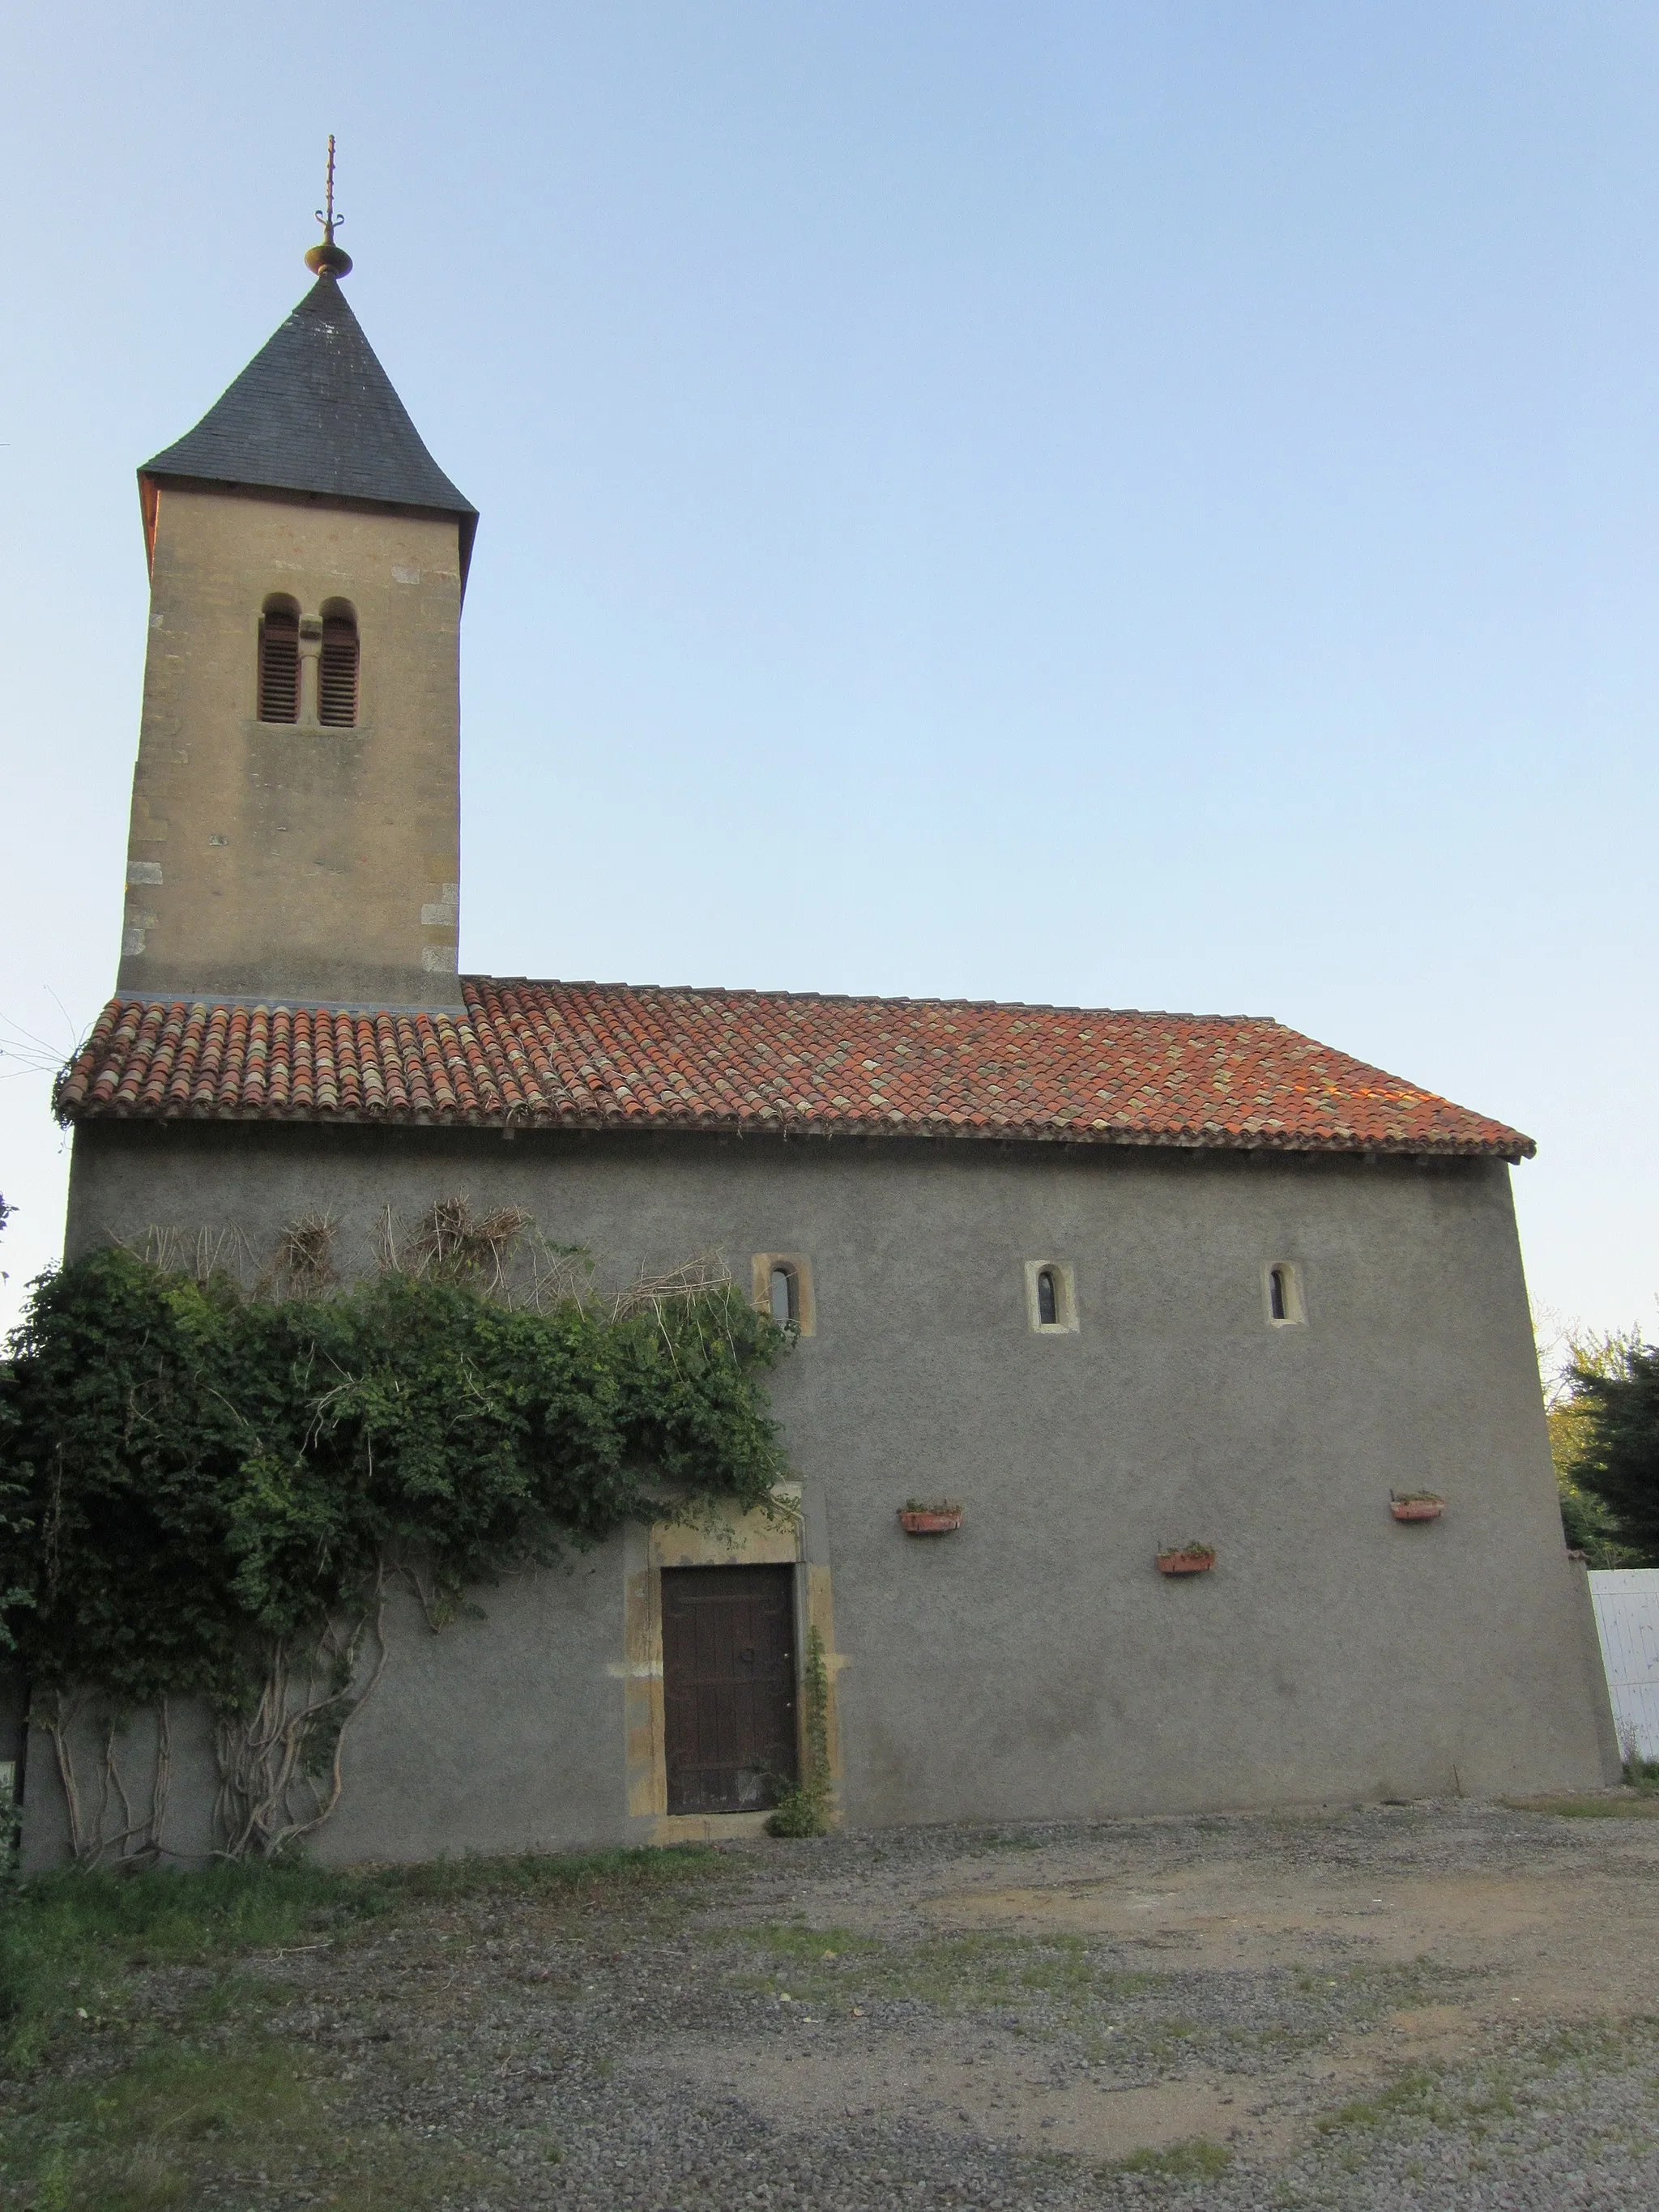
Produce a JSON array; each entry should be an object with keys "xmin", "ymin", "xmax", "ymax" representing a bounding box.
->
[{"xmin": 53, "ymin": 978, "xmax": 1535, "ymax": 1160}]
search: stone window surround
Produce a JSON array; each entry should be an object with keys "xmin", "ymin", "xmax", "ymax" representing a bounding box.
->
[
  {"xmin": 1025, "ymin": 1259, "xmax": 1080, "ymax": 1335},
  {"xmin": 753, "ymin": 1252, "xmax": 817, "ymax": 1336},
  {"xmin": 1265, "ymin": 1259, "xmax": 1308, "ymax": 1328}
]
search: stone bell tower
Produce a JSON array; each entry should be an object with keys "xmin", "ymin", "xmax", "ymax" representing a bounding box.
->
[{"xmin": 118, "ymin": 153, "xmax": 476, "ymax": 1008}]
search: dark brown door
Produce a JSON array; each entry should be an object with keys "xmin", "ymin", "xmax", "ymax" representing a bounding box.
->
[{"xmin": 662, "ymin": 1565, "xmax": 798, "ymax": 1814}]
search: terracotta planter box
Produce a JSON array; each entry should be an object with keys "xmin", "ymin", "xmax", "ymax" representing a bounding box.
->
[
  {"xmin": 1390, "ymin": 1496, "xmax": 1444, "ymax": 1523},
  {"xmin": 899, "ymin": 1509, "xmax": 963, "ymax": 1536},
  {"xmin": 1155, "ymin": 1550, "xmax": 1214, "ymax": 1576}
]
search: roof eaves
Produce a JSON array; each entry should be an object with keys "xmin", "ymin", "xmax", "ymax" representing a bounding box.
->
[{"xmin": 58, "ymin": 1089, "xmax": 1536, "ymax": 1161}]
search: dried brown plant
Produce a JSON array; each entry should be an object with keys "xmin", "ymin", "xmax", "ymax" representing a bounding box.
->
[
  {"xmin": 268, "ymin": 1213, "xmax": 339, "ymax": 1298},
  {"xmin": 403, "ymin": 1196, "xmax": 534, "ymax": 1291}
]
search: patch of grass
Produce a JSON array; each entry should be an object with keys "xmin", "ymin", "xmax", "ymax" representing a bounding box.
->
[
  {"xmin": 1140, "ymin": 2018, "xmax": 1200, "ymax": 2060},
  {"xmin": 1113, "ymin": 2136, "xmax": 1234, "ymax": 2179},
  {"xmin": 1468, "ymin": 2085, "xmax": 1519, "ymax": 2125},
  {"xmin": 1017, "ymin": 1944, "xmax": 1098, "ymax": 1994},
  {"xmin": 2, "ymin": 2031, "xmax": 496, "ymax": 2211},
  {"xmin": 0, "ymin": 1845, "xmax": 719, "ymax": 2069},
  {"xmin": 385, "ymin": 1842, "xmax": 720, "ymax": 1903},
  {"xmin": 734, "ymin": 1929, "xmax": 1461, "ymax": 2082},
  {"xmin": 730, "ymin": 1923, "xmax": 1158, "ymax": 2016},
  {"xmin": 1306, "ymin": 2027, "xmax": 1659, "ymax": 2172},
  {"xmin": 49, "ymin": 2038, "xmax": 314, "ymax": 2145},
  {"xmin": 1517, "ymin": 1796, "xmax": 1659, "ymax": 1819},
  {"xmin": 1216, "ymin": 1961, "xmax": 1460, "ymax": 2074},
  {"xmin": 739, "ymin": 1923, "xmax": 883, "ymax": 1963},
  {"xmin": 1529, "ymin": 2022, "xmax": 1633, "ymax": 2071},
  {"xmin": 1316, "ymin": 2063, "xmax": 1516, "ymax": 2138},
  {"xmin": 0, "ymin": 1843, "xmax": 719, "ymax": 2208},
  {"xmin": 0, "ymin": 1860, "xmax": 372, "ymax": 2070},
  {"xmin": 1317, "ymin": 2065, "xmax": 1455, "ymax": 2133}
]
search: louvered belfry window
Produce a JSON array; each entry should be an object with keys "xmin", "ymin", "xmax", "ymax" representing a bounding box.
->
[
  {"xmin": 257, "ymin": 603, "xmax": 301, "ymax": 723},
  {"xmin": 318, "ymin": 610, "xmax": 360, "ymax": 727}
]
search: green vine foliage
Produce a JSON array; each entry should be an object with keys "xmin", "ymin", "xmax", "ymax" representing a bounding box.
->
[
  {"xmin": 0, "ymin": 1247, "xmax": 792, "ymax": 1723},
  {"xmin": 766, "ymin": 1624, "xmax": 832, "ymax": 1839}
]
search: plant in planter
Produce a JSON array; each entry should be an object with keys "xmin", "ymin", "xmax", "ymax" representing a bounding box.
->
[
  {"xmin": 1390, "ymin": 1491, "xmax": 1445, "ymax": 1523},
  {"xmin": 1155, "ymin": 1542, "xmax": 1216, "ymax": 1575},
  {"xmin": 899, "ymin": 1498, "xmax": 964, "ymax": 1535}
]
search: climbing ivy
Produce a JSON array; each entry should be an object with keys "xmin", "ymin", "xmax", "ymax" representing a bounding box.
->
[
  {"xmin": 0, "ymin": 1244, "xmax": 791, "ymax": 1853},
  {"xmin": 765, "ymin": 1624, "xmax": 832, "ymax": 1839}
]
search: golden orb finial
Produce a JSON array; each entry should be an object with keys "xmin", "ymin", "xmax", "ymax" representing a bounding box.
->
[{"xmin": 305, "ymin": 134, "xmax": 353, "ymax": 278}]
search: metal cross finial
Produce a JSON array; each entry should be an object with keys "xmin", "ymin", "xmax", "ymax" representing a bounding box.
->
[
  {"xmin": 305, "ymin": 134, "xmax": 354, "ymax": 278},
  {"xmin": 316, "ymin": 134, "xmax": 343, "ymax": 243}
]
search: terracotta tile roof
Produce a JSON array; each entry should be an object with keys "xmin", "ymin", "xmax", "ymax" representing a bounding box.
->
[{"xmin": 53, "ymin": 978, "xmax": 1534, "ymax": 1160}]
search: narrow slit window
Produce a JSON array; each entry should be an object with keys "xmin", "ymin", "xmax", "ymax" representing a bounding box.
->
[
  {"xmin": 258, "ymin": 603, "xmax": 300, "ymax": 723},
  {"xmin": 1026, "ymin": 1259, "xmax": 1077, "ymax": 1332},
  {"xmin": 318, "ymin": 608, "xmax": 359, "ymax": 727},
  {"xmin": 1266, "ymin": 1263, "xmax": 1304, "ymax": 1325},
  {"xmin": 753, "ymin": 1254, "xmax": 814, "ymax": 1335},
  {"xmin": 770, "ymin": 1265, "xmax": 799, "ymax": 1328}
]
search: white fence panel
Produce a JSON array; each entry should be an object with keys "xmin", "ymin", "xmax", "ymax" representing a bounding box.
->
[{"xmin": 1588, "ymin": 1570, "xmax": 1659, "ymax": 1762}]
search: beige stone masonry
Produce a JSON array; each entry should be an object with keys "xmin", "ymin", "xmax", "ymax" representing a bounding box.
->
[{"xmin": 119, "ymin": 483, "xmax": 464, "ymax": 1006}]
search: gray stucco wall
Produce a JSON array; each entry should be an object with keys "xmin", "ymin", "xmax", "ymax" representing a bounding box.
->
[{"xmin": 24, "ymin": 1119, "xmax": 1618, "ymax": 1865}]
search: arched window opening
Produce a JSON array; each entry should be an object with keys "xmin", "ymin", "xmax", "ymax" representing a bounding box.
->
[
  {"xmin": 770, "ymin": 1264, "xmax": 800, "ymax": 1329},
  {"xmin": 258, "ymin": 599, "xmax": 301, "ymax": 723},
  {"xmin": 1268, "ymin": 1264, "xmax": 1293, "ymax": 1323},
  {"xmin": 318, "ymin": 605, "xmax": 359, "ymax": 727},
  {"xmin": 753, "ymin": 1253, "xmax": 815, "ymax": 1336},
  {"xmin": 1026, "ymin": 1259, "xmax": 1077, "ymax": 1333}
]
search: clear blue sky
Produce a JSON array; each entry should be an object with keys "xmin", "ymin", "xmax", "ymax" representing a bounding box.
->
[{"xmin": 2, "ymin": 2, "xmax": 1656, "ymax": 1344}]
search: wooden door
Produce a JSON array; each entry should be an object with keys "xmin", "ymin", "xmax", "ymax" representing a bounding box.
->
[{"xmin": 661, "ymin": 1565, "xmax": 798, "ymax": 1814}]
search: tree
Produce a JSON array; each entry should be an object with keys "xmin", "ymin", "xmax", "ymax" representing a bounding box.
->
[
  {"xmin": 1536, "ymin": 1314, "xmax": 1647, "ymax": 1566},
  {"xmin": 1558, "ymin": 1332, "xmax": 1659, "ymax": 1566},
  {"xmin": 0, "ymin": 1193, "xmax": 27, "ymax": 1648}
]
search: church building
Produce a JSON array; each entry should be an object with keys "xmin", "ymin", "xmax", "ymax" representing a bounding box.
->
[{"xmin": 23, "ymin": 216, "xmax": 1617, "ymax": 1862}]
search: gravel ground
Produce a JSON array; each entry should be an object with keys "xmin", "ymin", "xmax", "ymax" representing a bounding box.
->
[{"xmin": 11, "ymin": 1796, "xmax": 1659, "ymax": 2209}]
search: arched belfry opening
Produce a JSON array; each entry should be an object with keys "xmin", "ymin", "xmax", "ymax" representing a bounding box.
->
[
  {"xmin": 257, "ymin": 597, "xmax": 301, "ymax": 724},
  {"xmin": 318, "ymin": 602, "xmax": 360, "ymax": 727}
]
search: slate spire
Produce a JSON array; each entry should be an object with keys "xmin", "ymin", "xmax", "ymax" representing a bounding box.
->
[{"xmin": 139, "ymin": 159, "xmax": 476, "ymax": 576}]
